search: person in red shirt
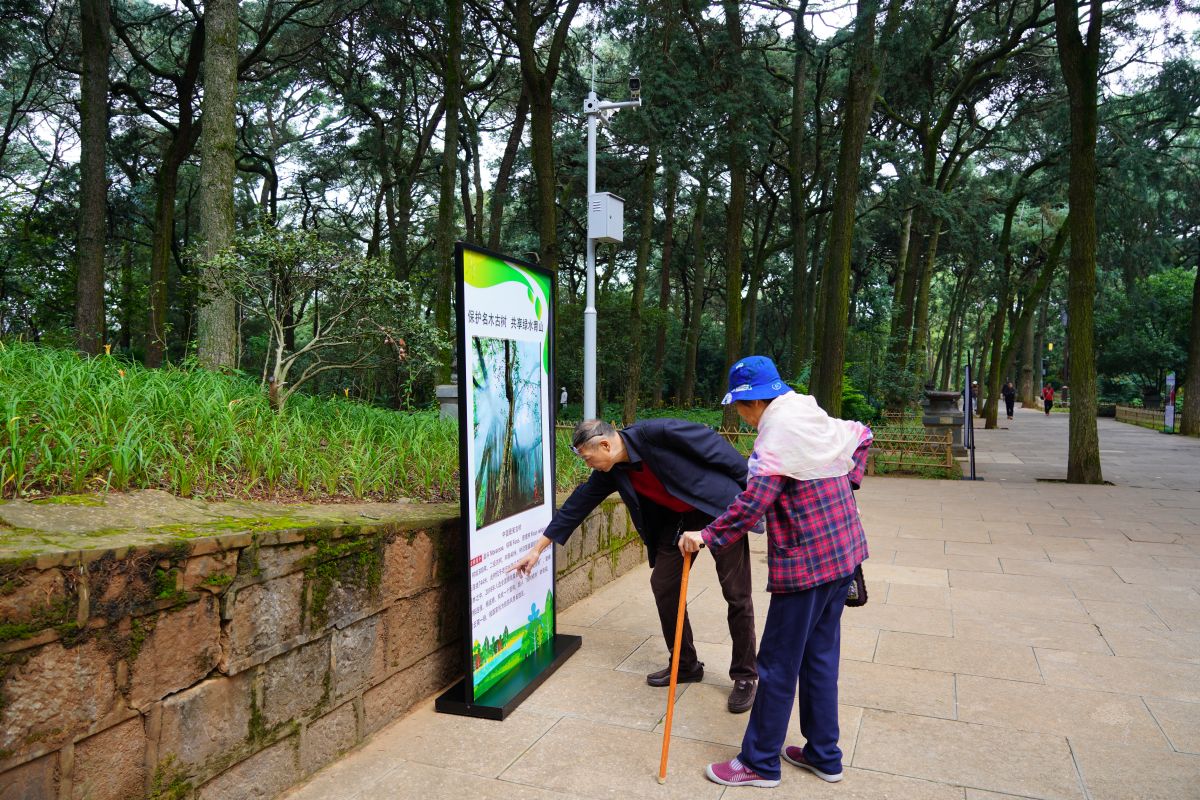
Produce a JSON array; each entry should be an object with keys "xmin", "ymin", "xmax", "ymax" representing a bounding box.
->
[
  {"xmin": 1042, "ymin": 383, "xmax": 1055, "ymax": 415},
  {"xmin": 510, "ymin": 417, "xmax": 759, "ymax": 713},
  {"xmin": 680, "ymin": 356, "xmax": 871, "ymax": 788}
]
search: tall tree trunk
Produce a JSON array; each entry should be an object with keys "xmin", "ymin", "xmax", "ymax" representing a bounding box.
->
[
  {"xmin": 147, "ymin": 153, "xmax": 182, "ymax": 367},
  {"xmin": 470, "ymin": 115, "xmax": 485, "ymax": 243},
  {"xmin": 1056, "ymin": 0, "xmax": 1103, "ymax": 483},
  {"xmin": 459, "ymin": 153, "xmax": 475, "ymax": 243},
  {"xmin": 488, "ymin": 90, "xmax": 528, "ymax": 251},
  {"xmin": 720, "ymin": 1, "xmax": 747, "ymax": 428},
  {"xmin": 891, "ymin": 206, "xmax": 913, "ymax": 317},
  {"xmin": 680, "ymin": 174, "xmax": 710, "ymax": 406},
  {"xmin": 651, "ymin": 164, "xmax": 678, "ymax": 407},
  {"xmin": 984, "ymin": 198, "xmax": 1020, "ymax": 429},
  {"xmin": 933, "ymin": 267, "xmax": 966, "ymax": 387},
  {"xmin": 941, "ymin": 262, "xmax": 975, "ymax": 390},
  {"xmin": 974, "ymin": 308, "xmax": 996, "ymax": 413},
  {"xmin": 119, "ymin": 241, "xmax": 133, "ymax": 350},
  {"xmin": 76, "ymin": 0, "xmax": 110, "ymax": 355},
  {"xmin": 1180, "ymin": 258, "xmax": 1200, "ymax": 435},
  {"xmin": 910, "ymin": 224, "xmax": 940, "ymax": 376},
  {"xmin": 787, "ymin": 4, "xmax": 810, "ymax": 377},
  {"xmin": 622, "ymin": 142, "xmax": 658, "ymax": 425},
  {"xmin": 984, "ymin": 287, "xmax": 1011, "ymax": 429},
  {"xmin": 802, "ymin": 214, "xmax": 822, "ymax": 362},
  {"xmin": 743, "ymin": 223, "xmax": 769, "ymax": 354},
  {"xmin": 513, "ymin": 0, "xmax": 580, "ymax": 276},
  {"xmin": 954, "ymin": 308, "xmax": 967, "ymax": 390},
  {"xmin": 997, "ymin": 221, "xmax": 1069, "ymax": 414},
  {"xmin": 890, "ymin": 212, "xmax": 926, "ymax": 371},
  {"xmin": 1019, "ymin": 291, "xmax": 1036, "ymax": 405},
  {"xmin": 528, "ymin": 83, "xmax": 557, "ymax": 273},
  {"xmin": 433, "ymin": 0, "xmax": 463, "ymax": 383},
  {"xmin": 195, "ymin": 0, "xmax": 239, "ymax": 370},
  {"xmin": 386, "ymin": 100, "xmax": 445, "ymax": 281},
  {"xmin": 367, "ymin": 184, "xmax": 384, "ymax": 258},
  {"xmin": 392, "ymin": 178, "xmax": 413, "ymax": 280},
  {"xmin": 811, "ymin": 0, "xmax": 900, "ymax": 415}
]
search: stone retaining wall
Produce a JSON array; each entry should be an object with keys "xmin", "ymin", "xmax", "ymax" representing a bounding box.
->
[{"xmin": 0, "ymin": 499, "xmax": 643, "ymax": 800}]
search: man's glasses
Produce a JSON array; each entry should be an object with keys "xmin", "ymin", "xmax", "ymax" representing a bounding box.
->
[{"xmin": 570, "ymin": 434, "xmax": 601, "ymax": 455}]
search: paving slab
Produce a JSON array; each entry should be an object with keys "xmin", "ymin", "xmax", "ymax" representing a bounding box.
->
[
  {"xmin": 1071, "ymin": 740, "xmax": 1200, "ymax": 800},
  {"xmin": 499, "ymin": 716, "xmax": 733, "ymax": 800},
  {"xmin": 873, "ymin": 631, "xmax": 1042, "ymax": 682},
  {"xmin": 1143, "ymin": 697, "xmax": 1200, "ymax": 754},
  {"xmin": 954, "ymin": 674, "xmax": 1170, "ymax": 748},
  {"xmin": 852, "ymin": 709, "xmax": 1085, "ymax": 800}
]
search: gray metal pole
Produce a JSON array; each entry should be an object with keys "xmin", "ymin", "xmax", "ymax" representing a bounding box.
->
[
  {"xmin": 584, "ymin": 90, "xmax": 598, "ymax": 420},
  {"xmin": 580, "ymin": 89, "xmax": 639, "ymax": 421}
]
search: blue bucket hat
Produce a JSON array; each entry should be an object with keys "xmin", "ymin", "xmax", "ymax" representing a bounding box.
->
[{"xmin": 722, "ymin": 356, "xmax": 793, "ymax": 405}]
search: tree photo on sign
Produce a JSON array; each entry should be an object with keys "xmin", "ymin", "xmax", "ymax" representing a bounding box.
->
[{"xmin": 471, "ymin": 335, "xmax": 545, "ymax": 530}]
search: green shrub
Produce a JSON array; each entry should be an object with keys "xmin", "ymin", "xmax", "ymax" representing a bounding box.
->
[{"xmin": 0, "ymin": 342, "xmax": 594, "ymax": 501}]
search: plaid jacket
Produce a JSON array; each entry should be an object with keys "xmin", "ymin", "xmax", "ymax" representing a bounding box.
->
[{"xmin": 702, "ymin": 429, "xmax": 872, "ymax": 593}]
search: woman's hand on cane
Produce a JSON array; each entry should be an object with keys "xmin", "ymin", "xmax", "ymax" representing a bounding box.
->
[{"xmin": 678, "ymin": 530, "xmax": 705, "ymax": 554}]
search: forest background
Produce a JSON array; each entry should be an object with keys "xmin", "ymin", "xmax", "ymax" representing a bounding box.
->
[{"xmin": 2, "ymin": 0, "xmax": 1198, "ymax": 494}]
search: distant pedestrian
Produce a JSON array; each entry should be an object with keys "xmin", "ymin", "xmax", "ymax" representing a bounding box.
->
[
  {"xmin": 1002, "ymin": 380, "xmax": 1016, "ymax": 420},
  {"xmin": 1042, "ymin": 383, "xmax": 1054, "ymax": 415},
  {"xmin": 971, "ymin": 382, "xmax": 980, "ymax": 416},
  {"xmin": 560, "ymin": 386, "xmax": 568, "ymax": 411}
]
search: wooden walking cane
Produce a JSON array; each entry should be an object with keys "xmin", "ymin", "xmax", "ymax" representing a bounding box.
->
[{"xmin": 657, "ymin": 543, "xmax": 694, "ymax": 784}]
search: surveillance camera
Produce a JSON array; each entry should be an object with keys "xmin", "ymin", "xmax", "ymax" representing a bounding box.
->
[{"xmin": 628, "ymin": 76, "xmax": 641, "ymax": 98}]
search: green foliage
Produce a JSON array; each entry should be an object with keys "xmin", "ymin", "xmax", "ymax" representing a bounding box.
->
[
  {"xmin": 195, "ymin": 223, "xmax": 447, "ymax": 410},
  {"xmin": 1096, "ymin": 267, "xmax": 1194, "ymax": 395},
  {"xmin": 1, "ymin": 0, "xmax": 1197, "ymax": 438},
  {"xmin": 0, "ymin": 342, "xmax": 596, "ymax": 502},
  {"xmin": 785, "ymin": 370, "xmax": 879, "ymax": 425}
]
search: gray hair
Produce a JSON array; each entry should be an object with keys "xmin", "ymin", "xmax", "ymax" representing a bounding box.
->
[{"xmin": 572, "ymin": 419, "xmax": 616, "ymax": 449}]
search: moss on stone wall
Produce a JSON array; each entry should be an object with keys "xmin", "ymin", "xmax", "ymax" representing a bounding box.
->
[
  {"xmin": 301, "ymin": 528, "xmax": 384, "ymax": 629},
  {"xmin": 28, "ymin": 495, "xmax": 106, "ymax": 507},
  {"xmin": 147, "ymin": 755, "xmax": 193, "ymax": 800}
]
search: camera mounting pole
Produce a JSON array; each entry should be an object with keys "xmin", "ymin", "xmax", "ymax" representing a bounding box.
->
[{"xmin": 581, "ymin": 83, "xmax": 642, "ymax": 420}]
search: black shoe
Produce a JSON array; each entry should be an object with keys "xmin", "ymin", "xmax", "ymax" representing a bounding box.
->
[
  {"xmin": 728, "ymin": 679, "xmax": 757, "ymax": 713},
  {"xmin": 646, "ymin": 662, "xmax": 704, "ymax": 687}
]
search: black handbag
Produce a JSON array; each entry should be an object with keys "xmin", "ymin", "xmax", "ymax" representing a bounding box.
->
[{"xmin": 845, "ymin": 563, "xmax": 868, "ymax": 607}]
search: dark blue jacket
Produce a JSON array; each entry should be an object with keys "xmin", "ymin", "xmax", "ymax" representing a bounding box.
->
[{"xmin": 543, "ymin": 419, "xmax": 748, "ymax": 565}]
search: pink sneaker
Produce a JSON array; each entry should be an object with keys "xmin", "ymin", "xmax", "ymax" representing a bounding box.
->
[
  {"xmin": 704, "ymin": 757, "xmax": 780, "ymax": 787},
  {"xmin": 781, "ymin": 746, "xmax": 843, "ymax": 782}
]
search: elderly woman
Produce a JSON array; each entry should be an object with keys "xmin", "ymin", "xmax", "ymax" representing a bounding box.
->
[{"xmin": 679, "ymin": 355, "xmax": 872, "ymax": 789}]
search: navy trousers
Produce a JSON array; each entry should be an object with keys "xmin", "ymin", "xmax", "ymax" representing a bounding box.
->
[{"xmin": 738, "ymin": 573, "xmax": 853, "ymax": 780}]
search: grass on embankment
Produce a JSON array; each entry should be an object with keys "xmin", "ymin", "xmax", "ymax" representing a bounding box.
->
[{"xmin": 1, "ymin": 342, "xmax": 590, "ymax": 502}]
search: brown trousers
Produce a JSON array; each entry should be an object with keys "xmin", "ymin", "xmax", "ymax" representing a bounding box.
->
[{"xmin": 648, "ymin": 510, "xmax": 757, "ymax": 681}]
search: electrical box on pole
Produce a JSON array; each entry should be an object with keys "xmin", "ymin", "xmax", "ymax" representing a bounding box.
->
[{"xmin": 588, "ymin": 192, "xmax": 624, "ymax": 244}]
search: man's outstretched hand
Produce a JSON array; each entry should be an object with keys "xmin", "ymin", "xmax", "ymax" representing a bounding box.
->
[{"xmin": 508, "ymin": 545, "xmax": 543, "ymax": 578}]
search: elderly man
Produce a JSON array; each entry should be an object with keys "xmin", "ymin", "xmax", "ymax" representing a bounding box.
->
[{"xmin": 510, "ymin": 418, "xmax": 758, "ymax": 713}]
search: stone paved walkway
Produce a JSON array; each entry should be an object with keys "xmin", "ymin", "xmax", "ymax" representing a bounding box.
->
[
  {"xmin": 969, "ymin": 405, "xmax": 1199, "ymax": 491},
  {"xmin": 282, "ymin": 409, "xmax": 1200, "ymax": 800}
]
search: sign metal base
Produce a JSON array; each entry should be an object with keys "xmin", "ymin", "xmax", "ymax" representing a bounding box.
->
[{"xmin": 435, "ymin": 633, "xmax": 582, "ymax": 720}]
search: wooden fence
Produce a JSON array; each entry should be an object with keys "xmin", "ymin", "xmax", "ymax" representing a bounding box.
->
[
  {"xmin": 867, "ymin": 430, "xmax": 957, "ymax": 477},
  {"xmin": 557, "ymin": 422, "xmax": 958, "ymax": 478},
  {"xmin": 1115, "ymin": 405, "xmax": 1169, "ymax": 430},
  {"xmin": 714, "ymin": 427, "xmax": 957, "ymax": 478}
]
